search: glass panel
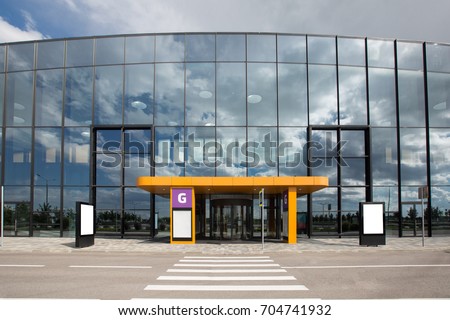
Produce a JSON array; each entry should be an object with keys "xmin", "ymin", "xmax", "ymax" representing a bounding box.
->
[
  {"xmin": 37, "ymin": 41, "xmax": 64, "ymax": 69},
  {"xmin": 64, "ymin": 128, "xmax": 90, "ymax": 185},
  {"xmin": 277, "ymin": 35, "xmax": 306, "ymax": 63},
  {"xmin": 34, "ymin": 128, "xmax": 61, "ymax": 186},
  {"xmin": 186, "ymin": 63, "xmax": 215, "ymax": 125},
  {"xmin": 6, "ymin": 71, "xmax": 34, "ymax": 126},
  {"xmin": 367, "ymin": 39, "xmax": 394, "ymax": 68},
  {"xmin": 341, "ymin": 159, "xmax": 366, "ymax": 186},
  {"xmin": 279, "ymin": 127, "xmax": 307, "ymax": 176},
  {"xmin": 400, "ymin": 128, "xmax": 427, "ymax": 186},
  {"xmin": 341, "ymin": 131, "xmax": 366, "ymax": 157},
  {"xmin": 66, "ymin": 39, "xmax": 93, "ymax": 67},
  {"xmin": 247, "ymin": 63, "xmax": 277, "ymax": 126},
  {"xmin": 186, "ymin": 34, "xmax": 215, "ymax": 61},
  {"xmin": 431, "ymin": 186, "xmax": 450, "ymax": 235},
  {"xmin": 398, "ymin": 70, "xmax": 425, "ymax": 127},
  {"xmin": 278, "ymin": 64, "xmax": 307, "ymax": 126},
  {"xmin": 247, "ymin": 35, "xmax": 276, "ymax": 62},
  {"xmin": 311, "ymin": 188, "xmax": 338, "ymax": 235},
  {"xmin": 155, "ymin": 34, "xmax": 185, "ymax": 62},
  {"xmin": 94, "ymin": 65, "xmax": 123, "ymax": 125},
  {"xmin": 368, "ymin": 68, "xmax": 396, "ymax": 126},
  {"xmin": 308, "ymin": 65, "xmax": 338, "ymax": 125},
  {"xmin": 63, "ymin": 186, "xmax": 89, "ymax": 236},
  {"xmin": 216, "ymin": 127, "xmax": 247, "ymax": 176},
  {"xmin": 427, "ymin": 43, "xmax": 450, "ymax": 73},
  {"xmin": 154, "ymin": 127, "xmax": 184, "ymax": 176},
  {"xmin": 96, "ymin": 187, "xmax": 121, "ymax": 233},
  {"xmin": 308, "ymin": 36, "xmax": 336, "ymax": 64},
  {"xmin": 124, "ymin": 129, "xmax": 151, "ymax": 154},
  {"xmin": 0, "ymin": 45, "xmax": 5, "ymax": 72},
  {"xmin": 155, "ymin": 195, "xmax": 170, "ymax": 234},
  {"xmin": 96, "ymin": 153, "xmax": 121, "ymax": 186},
  {"xmin": 338, "ymin": 37, "xmax": 365, "ymax": 66},
  {"xmin": 35, "ymin": 69, "xmax": 63, "ymax": 126},
  {"xmin": 310, "ymin": 130, "xmax": 338, "ymax": 185},
  {"xmin": 427, "ymin": 72, "xmax": 450, "ymax": 127},
  {"xmin": 7, "ymin": 42, "xmax": 34, "ymax": 71},
  {"xmin": 33, "ymin": 186, "xmax": 60, "ymax": 236},
  {"xmin": 216, "ymin": 34, "xmax": 245, "ymax": 61},
  {"xmin": 125, "ymin": 35, "xmax": 154, "ymax": 63},
  {"xmin": 124, "ymin": 188, "xmax": 150, "ymax": 210},
  {"xmin": 96, "ymin": 130, "xmax": 121, "ymax": 152},
  {"xmin": 64, "ymin": 67, "xmax": 93, "ymax": 126},
  {"xmin": 401, "ymin": 186, "xmax": 427, "ymax": 237},
  {"xmin": 371, "ymin": 128, "xmax": 398, "ymax": 186},
  {"xmin": 373, "ymin": 186, "xmax": 399, "ymax": 236},
  {"xmin": 124, "ymin": 64, "xmax": 154, "ymax": 124},
  {"xmin": 0, "ymin": 74, "xmax": 4, "ymax": 124},
  {"xmin": 216, "ymin": 63, "xmax": 246, "ymax": 125},
  {"xmin": 185, "ymin": 126, "xmax": 215, "ymax": 176},
  {"xmin": 124, "ymin": 154, "xmax": 151, "ymax": 186},
  {"xmin": 430, "ymin": 129, "xmax": 450, "ymax": 185},
  {"xmin": 155, "ymin": 63, "xmax": 185, "ymax": 126},
  {"xmin": 397, "ymin": 42, "xmax": 423, "ymax": 70},
  {"xmin": 338, "ymin": 66, "xmax": 367, "ymax": 125},
  {"xmin": 247, "ymin": 127, "xmax": 277, "ymax": 176},
  {"xmin": 3, "ymin": 187, "xmax": 31, "ymax": 236},
  {"xmin": 95, "ymin": 37, "xmax": 124, "ymax": 65},
  {"xmin": 341, "ymin": 187, "xmax": 365, "ymax": 234},
  {"xmin": 4, "ymin": 128, "xmax": 32, "ymax": 185}
]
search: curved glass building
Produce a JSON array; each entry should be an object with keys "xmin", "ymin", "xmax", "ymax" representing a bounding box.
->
[{"xmin": 0, "ymin": 33, "xmax": 449, "ymax": 240}]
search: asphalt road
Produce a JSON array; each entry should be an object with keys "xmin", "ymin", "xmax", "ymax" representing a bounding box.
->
[{"xmin": 1, "ymin": 250, "xmax": 450, "ymax": 299}]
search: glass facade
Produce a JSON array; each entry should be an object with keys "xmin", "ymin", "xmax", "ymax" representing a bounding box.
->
[{"xmin": 0, "ymin": 33, "xmax": 449, "ymax": 238}]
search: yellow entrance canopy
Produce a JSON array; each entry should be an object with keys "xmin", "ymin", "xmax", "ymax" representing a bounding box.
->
[{"xmin": 136, "ymin": 176, "xmax": 328, "ymax": 196}]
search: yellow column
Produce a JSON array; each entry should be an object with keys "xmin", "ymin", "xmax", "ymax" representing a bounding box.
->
[{"xmin": 288, "ymin": 187, "xmax": 297, "ymax": 244}]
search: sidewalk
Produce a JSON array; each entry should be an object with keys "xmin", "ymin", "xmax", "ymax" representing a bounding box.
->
[{"xmin": 1, "ymin": 236, "xmax": 449, "ymax": 254}]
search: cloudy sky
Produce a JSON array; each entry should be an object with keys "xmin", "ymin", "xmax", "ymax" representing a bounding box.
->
[{"xmin": 0, "ymin": 0, "xmax": 449, "ymax": 44}]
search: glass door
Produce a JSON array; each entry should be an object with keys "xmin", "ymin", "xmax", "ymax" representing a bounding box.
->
[{"xmin": 211, "ymin": 199, "xmax": 252, "ymax": 240}]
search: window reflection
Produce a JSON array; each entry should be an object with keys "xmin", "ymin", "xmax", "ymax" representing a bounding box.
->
[
  {"xmin": 430, "ymin": 186, "xmax": 450, "ymax": 235},
  {"xmin": 155, "ymin": 63, "xmax": 185, "ymax": 126},
  {"xmin": 66, "ymin": 39, "xmax": 93, "ymax": 67},
  {"xmin": 0, "ymin": 45, "xmax": 5, "ymax": 72},
  {"xmin": 6, "ymin": 71, "xmax": 34, "ymax": 126},
  {"xmin": 64, "ymin": 67, "xmax": 93, "ymax": 126},
  {"xmin": 37, "ymin": 41, "xmax": 64, "ymax": 69},
  {"xmin": 124, "ymin": 64, "xmax": 154, "ymax": 124},
  {"xmin": 278, "ymin": 64, "xmax": 307, "ymax": 126},
  {"xmin": 34, "ymin": 128, "xmax": 61, "ymax": 186},
  {"xmin": 338, "ymin": 38, "xmax": 365, "ymax": 66},
  {"xmin": 125, "ymin": 35, "xmax": 154, "ymax": 63},
  {"xmin": 247, "ymin": 127, "xmax": 277, "ymax": 176},
  {"xmin": 368, "ymin": 68, "xmax": 396, "ymax": 126},
  {"xmin": 397, "ymin": 42, "xmax": 423, "ymax": 70},
  {"xmin": 94, "ymin": 65, "xmax": 123, "ymax": 125},
  {"xmin": 186, "ymin": 34, "xmax": 215, "ymax": 61},
  {"xmin": 7, "ymin": 43, "xmax": 34, "ymax": 71},
  {"xmin": 427, "ymin": 43, "xmax": 450, "ymax": 73},
  {"xmin": 308, "ymin": 65, "xmax": 338, "ymax": 125},
  {"xmin": 278, "ymin": 35, "xmax": 306, "ymax": 63},
  {"xmin": 367, "ymin": 39, "xmax": 394, "ymax": 68},
  {"xmin": 341, "ymin": 159, "xmax": 366, "ymax": 186},
  {"xmin": 5, "ymin": 128, "xmax": 32, "ymax": 185},
  {"xmin": 400, "ymin": 128, "xmax": 427, "ymax": 185},
  {"xmin": 398, "ymin": 70, "xmax": 425, "ymax": 127},
  {"xmin": 0, "ymin": 74, "xmax": 4, "ymax": 124},
  {"xmin": 155, "ymin": 35, "xmax": 185, "ymax": 62},
  {"xmin": 185, "ymin": 126, "xmax": 215, "ymax": 176},
  {"xmin": 186, "ymin": 63, "xmax": 215, "ymax": 125},
  {"xmin": 35, "ymin": 69, "xmax": 63, "ymax": 126},
  {"xmin": 247, "ymin": 35, "xmax": 276, "ymax": 62},
  {"xmin": 371, "ymin": 128, "xmax": 398, "ymax": 186},
  {"xmin": 279, "ymin": 127, "xmax": 307, "ymax": 176},
  {"xmin": 216, "ymin": 127, "xmax": 246, "ymax": 176},
  {"xmin": 308, "ymin": 36, "xmax": 336, "ymax": 65},
  {"xmin": 154, "ymin": 127, "xmax": 184, "ymax": 176},
  {"xmin": 311, "ymin": 188, "xmax": 338, "ymax": 234},
  {"xmin": 217, "ymin": 34, "xmax": 245, "ymax": 61},
  {"xmin": 338, "ymin": 66, "xmax": 367, "ymax": 125},
  {"xmin": 427, "ymin": 72, "xmax": 450, "ymax": 127},
  {"xmin": 216, "ymin": 63, "xmax": 246, "ymax": 125},
  {"xmin": 430, "ymin": 129, "xmax": 450, "ymax": 185},
  {"xmin": 64, "ymin": 128, "xmax": 90, "ymax": 185},
  {"xmin": 95, "ymin": 37, "xmax": 124, "ymax": 65},
  {"xmin": 63, "ymin": 187, "xmax": 89, "ymax": 234},
  {"xmin": 247, "ymin": 63, "xmax": 277, "ymax": 126}
]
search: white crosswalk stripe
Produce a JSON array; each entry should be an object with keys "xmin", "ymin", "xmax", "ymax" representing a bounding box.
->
[{"xmin": 144, "ymin": 255, "xmax": 309, "ymax": 292}]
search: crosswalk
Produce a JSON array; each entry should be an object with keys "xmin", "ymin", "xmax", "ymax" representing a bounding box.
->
[{"xmin": 144, "ymin": 255, "xmax": 308, "ymax": 292}]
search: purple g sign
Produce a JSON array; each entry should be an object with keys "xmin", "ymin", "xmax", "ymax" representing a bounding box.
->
[{"xmin": 172, "ymin": 188, "xmax": 192, "ymax": 209}]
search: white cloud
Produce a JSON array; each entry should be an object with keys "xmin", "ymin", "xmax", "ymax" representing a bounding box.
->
[{"xmin": 0, "ymin": 14, "xmax": 46, "ymax": 43}]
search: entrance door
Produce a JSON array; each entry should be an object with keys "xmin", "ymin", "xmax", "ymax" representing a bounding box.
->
[{"xmin": 211, "ymin": 199, "xmax": 252, "ymax": 240}]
